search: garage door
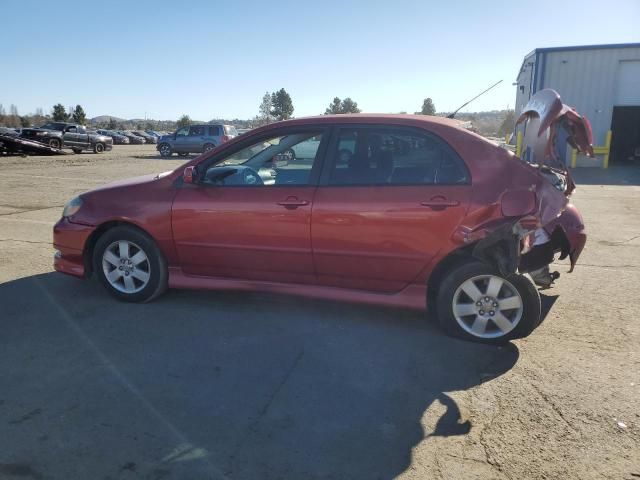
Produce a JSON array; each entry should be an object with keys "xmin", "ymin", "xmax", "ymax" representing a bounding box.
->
[{"xmin": 615, "ymin": 60, "xmax": 640, "ymax": 105}]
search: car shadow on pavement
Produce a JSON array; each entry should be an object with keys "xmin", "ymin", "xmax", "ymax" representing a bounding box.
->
[
  {"xmin": 0, "ymin": 273, "xmax": 520, "ymax": 480},
  {"xmin": 539, "ymin": 293, "xmax": 559, "ymax": 328}
]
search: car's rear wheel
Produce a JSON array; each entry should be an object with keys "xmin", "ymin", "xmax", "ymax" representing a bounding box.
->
[
  {"xmin": 93, "ymin": 226, "xmax": 167, "ymax": 302},
  {"xmin": 94, "ymin": 143, "xmax": 105, "ymax": 154},
  {"xmin": 436, "ymin": 261, "xmax": 541, "ymax": 344},
  {"xmin": 203, "ymin": 143, "xmax": 215, "ymax": 152},
  {"xmin": 48, "ymin": 138, "xmax": 61, "ymax": 149},
  {"xmin": 159, "ymin": 143, "xmax": 172, "ymax": 157}
]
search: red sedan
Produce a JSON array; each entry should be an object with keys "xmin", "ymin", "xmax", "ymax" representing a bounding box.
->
[{"xmin": 53, "ymin": 91, "xmax": 591, "ymax": 344}]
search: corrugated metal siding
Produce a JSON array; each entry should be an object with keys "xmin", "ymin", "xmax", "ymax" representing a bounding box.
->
[
  {"xmin": 539, "ymin": 47, "xmax": 640, "ymax": 144},
  {"xmin": 515, "ymin": 53, "xmax": 536, "ymax": 117}
]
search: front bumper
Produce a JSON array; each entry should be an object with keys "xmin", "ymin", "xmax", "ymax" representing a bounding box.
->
[{"xmin": 53, "ymin": 218, "xmax": 95, "ymax": 278}]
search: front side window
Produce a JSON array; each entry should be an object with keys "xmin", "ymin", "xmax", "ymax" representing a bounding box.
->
[
  {"xmin": 176, "ymin": 127, "xmax": 189, "ymax": 137},
  {"xmin": 328, "ymin": 127, "xmax": 469, "ymax": 186},
  {"xmin": 202, "ymin": 131, "xmax": 323, "ymax": 186}
]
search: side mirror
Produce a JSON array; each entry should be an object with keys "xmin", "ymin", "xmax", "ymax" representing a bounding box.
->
[{"xmin": 183, "ymin": 166, "xmax": 196, "ymax": 184}]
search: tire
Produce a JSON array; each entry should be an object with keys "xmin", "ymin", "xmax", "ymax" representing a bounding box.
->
[
  {"xmin": 72, "ymin": 148, "xmax": 82, "ymax": 154},
  {"xmin": 94, "ymin": 143, "xmax": 105, "ymax": 154},
  {"xmin": 436, "ymin": 260, "xmax": 541, "ymax": 344},
  {"xmin": 203, "ymin": 143, "xmax": 215, "ymax": 153},
  {"xmin": 48, "ymin": 138, "xmax": 61, "ymax": 149},
  {"xmin": 93, "ymin": 226, "xmax": 167, "ymax": 303},
  {"xmin": 159, "ymin": 143, "xmax": 172, "ymax": 157}
]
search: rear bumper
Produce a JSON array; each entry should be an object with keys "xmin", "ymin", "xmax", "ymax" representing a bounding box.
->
[
  {"xmin": 53, "ymin": 218, "xmax": 95, "ymax": 278},
  {"xmin": 546, "ymin": 203, "xmax": 587, "ymax": 271}
]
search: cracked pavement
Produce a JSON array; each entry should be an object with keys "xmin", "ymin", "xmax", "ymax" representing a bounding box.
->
[{"xmin": 0, "ymin": 146, "xmax": 638, "ymax": 479}]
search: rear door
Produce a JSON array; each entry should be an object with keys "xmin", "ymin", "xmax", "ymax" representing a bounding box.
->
[
  {"xmin": 311, "ymin": 125, "xmax": 472, "ymax": 293},
  {"xmin": 187, "ymin": 125, "xmax": 206, "ymax": 152}
]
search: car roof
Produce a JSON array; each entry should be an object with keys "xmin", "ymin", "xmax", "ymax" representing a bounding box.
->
[{"xmin": 258, "ymin": 114, "xmax": 467, "ymax": 130}]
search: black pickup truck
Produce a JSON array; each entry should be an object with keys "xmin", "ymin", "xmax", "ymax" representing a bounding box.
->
[{"xmin": 20, "ymin": 122, "xmax": 113, "ymax": 153}]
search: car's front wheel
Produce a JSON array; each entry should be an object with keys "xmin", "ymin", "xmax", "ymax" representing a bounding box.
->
[
  {"xmin": 94, "ymin": 143, "xmax": 105, "ymax": 153},
  {"xmin": 48, "ymin": 138, "xmax": 61, "ymax": 149},
  {"xmin": 159, "ymin": 143, "xmax": 172, "ymax": 157},
  {"xmin": 436, "ymin": 261, "xmax": 541, "ymax": 344},
  {"xmin": 93, "ymin": 226, "xmax": 167, "ymax": 302}
]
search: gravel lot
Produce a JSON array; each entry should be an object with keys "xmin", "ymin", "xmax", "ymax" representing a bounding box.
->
[{"xmin": 0, "ymin": 145, "xmax": 638, "ymax": 480}]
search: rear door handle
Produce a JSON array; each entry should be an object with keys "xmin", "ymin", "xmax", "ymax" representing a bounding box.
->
[
  {"xmin": 277, "ymin": 197, "xmax": 309, "ymax": 208},
  {"xmin": 420, "ymin": 198, "xmax": 460, "ymax": 208}
]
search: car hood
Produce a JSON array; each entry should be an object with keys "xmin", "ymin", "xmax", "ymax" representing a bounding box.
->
[
  {"xmin": 83, "ymin": 173, "xmax": 160, "ymax": 195},
  {"xmin": 22, "ymin": 127, "xmax": 58, "ymax": 133}
]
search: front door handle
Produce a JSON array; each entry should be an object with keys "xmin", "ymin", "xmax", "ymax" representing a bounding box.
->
[
  {"xmin": 277, "ymin": 197, "xmax": 309, "ymax": 208},
  {"xmin": 420, "ymin": 197, "xmax": 460, "ymax": 209}
]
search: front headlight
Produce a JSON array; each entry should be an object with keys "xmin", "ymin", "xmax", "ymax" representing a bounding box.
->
[{"xmin": 62, "ymin": 196, "xmax": 83, "ymax": 217}]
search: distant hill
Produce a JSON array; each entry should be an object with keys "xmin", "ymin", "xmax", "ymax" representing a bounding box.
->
[
  {"xmin": 89, "ymin": 115, "xmax": 126, "ymax": 124},
  {"xmin": 438, "ymin": 110, "xmax": 511, "ymax": 137}
]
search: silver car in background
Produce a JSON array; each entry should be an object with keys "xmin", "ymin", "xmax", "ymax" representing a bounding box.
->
[{"xmin": 157, "ymin": 124, "xmax": 237, "ymax": 157}]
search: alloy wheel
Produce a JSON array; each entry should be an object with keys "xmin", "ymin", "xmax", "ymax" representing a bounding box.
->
[
  {"xmin": 102, "ymin": 240, "xmax": 151, "ymax": 294},
  {"xmin": 452, "ymin": 274, "xmax": 524, "ymax": 339}
]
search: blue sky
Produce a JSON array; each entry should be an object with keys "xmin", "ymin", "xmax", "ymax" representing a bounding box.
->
[{"xmin": 1, "ymin": 0, "xmax": 638, "ymax": 120}]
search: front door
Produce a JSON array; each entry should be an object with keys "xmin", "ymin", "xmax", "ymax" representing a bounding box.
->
[
  {"xmin": 171, "ymin": 128, "xmax": 328, "ymax": 284},
  {"xmin": 312, "ymin": 125, "xmax": 472, "ymax": 293},
  {"xmin": 62, "ymin": 125, "xmax": 81, "ymax": 147},
  {"xmin": 172, "ymin": 126, "xmax": 191, "ymax": 153}
]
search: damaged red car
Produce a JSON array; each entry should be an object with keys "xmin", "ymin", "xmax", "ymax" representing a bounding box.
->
[{"xmin": 53, "ymin": 89, "xmax": 591, "ymax": 344}]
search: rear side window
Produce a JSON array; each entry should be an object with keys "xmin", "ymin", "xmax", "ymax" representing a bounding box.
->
[
  {"xmin": 328, "ymin": 127, "xmax": 469, "ymax": 186},
  {"xmin": 208, "ymin": 125, "xmax": 221, "ymax": 136},
  {"xmin": 189, "ymin": 125, "xmax": 205, "ymax": 136}
]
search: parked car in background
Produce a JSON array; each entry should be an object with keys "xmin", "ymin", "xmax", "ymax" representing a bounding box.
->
[
  {"xmin": 53, "ymin": 91, "xmax": 592, "ymax": 344},
  {"xmin": 97, "ymin": 129, "xmax": 130, "ymax": 145},
  {"xmin": 0, "ymin": 127, "xmax": 20, "ymax": 137},
  {"xmin": 145, "ymin": 130, "xmax": 163, "ymax": 138},
  {"xmin": 132, "ymin": 131, "xmax": 157, "ymax": 144},
  {"xmin": 117, "ymin": 130, "xmax": 145, "ymax": 144},
  {"xmin": 157, "ymin": 124, "xmax": 237, "ymax": 157},
  {"xmin": 21, "ymin": 122, "xmax": 112, "ymax": 153}
]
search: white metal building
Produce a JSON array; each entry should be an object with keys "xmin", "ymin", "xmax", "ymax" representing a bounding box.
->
[{"xmin": 515, "ymin": 43, "xmax": 640, "ymax": 167}]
